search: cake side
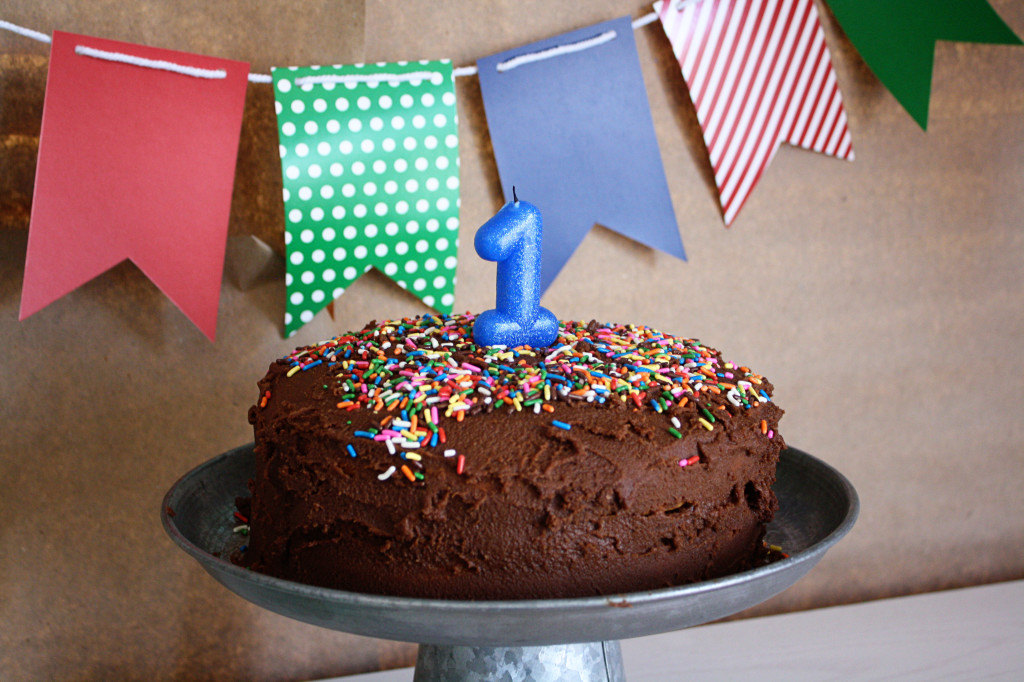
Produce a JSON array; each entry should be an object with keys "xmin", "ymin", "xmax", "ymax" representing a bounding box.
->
[{"xmin": 241, "ymin": 314, "xmax": 785, "ymax": 599}]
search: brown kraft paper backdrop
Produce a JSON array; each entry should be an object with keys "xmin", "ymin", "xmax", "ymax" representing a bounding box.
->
[{"xmin": 2, "ymin": 1, "xmax": 1023, "ymax": 679}]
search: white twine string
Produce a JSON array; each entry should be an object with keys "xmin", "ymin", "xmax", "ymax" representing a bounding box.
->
[
  {"xmin": 497, "ymin": 29, "xmax": 617, "ymax": 72},
  {"xmin": 74, "ymin": 44, "xmax": 227, "ymax": 79},
  {"xmin": 294, "ymin": 70, "xmax": 437, "ymax": 86},
  {"xmin": 0, "ymin": 19, "xmax": 51, "ymax": 43},
  {"xmin": 632, "ymin": 12, "xmax": 660, "ymax": 29},
  {"xmin": 1, "ymin": 14, "xmax": 668, "ymax": 82}
]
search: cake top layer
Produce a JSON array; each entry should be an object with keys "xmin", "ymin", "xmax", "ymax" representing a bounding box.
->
[
  {"xmin": 269, "ymin": 312, "xmax": 772, "ymax": 424},
  {"xmin": 247, "ymin": 313, "xmax": 786, "ymax": 597}
]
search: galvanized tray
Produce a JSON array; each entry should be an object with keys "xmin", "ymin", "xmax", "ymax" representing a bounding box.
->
[{"xmin": 162, "ymin": 445, "xmax": 857, "ymax": 680}]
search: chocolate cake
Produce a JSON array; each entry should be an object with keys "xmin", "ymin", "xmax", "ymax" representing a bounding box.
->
[{"xmin": 240, "ymin": 313, "xmax": 784, "ymax": 600}]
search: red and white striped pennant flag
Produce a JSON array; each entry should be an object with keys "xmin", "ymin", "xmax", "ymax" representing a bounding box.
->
[{"xmin": 655, "ymin": 0, "xmax": 853, "ymax": 225}]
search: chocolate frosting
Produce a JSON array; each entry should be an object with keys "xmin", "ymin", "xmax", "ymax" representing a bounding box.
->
[{"xmin": 240, "ymin": 313, "xmax": 784, "ymax": 599}]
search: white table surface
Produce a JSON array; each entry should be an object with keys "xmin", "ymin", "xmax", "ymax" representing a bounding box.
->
[{"xmin": 319, "ymin": 579, "xmax": 1024, "ymax": 681}]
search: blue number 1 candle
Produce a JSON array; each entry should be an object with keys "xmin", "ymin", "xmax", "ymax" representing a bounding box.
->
[{"xmin": 473, "ymin": 188, "xmax": 559, "ymax": 348}]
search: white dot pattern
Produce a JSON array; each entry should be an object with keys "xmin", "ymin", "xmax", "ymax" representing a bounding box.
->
[{"xmin": 273, "ymin": 60, "xmax": 461, "ymax": 336}]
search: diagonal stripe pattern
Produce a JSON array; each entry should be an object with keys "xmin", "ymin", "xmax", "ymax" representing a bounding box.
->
[{"xmin": 656, "ymin": 0, "xmax": 853, "ymax": 225}]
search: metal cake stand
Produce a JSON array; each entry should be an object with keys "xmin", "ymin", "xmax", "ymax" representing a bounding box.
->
[{"xmin": 162, "ymin": 445, "xmax": 858, "ymax": 681}]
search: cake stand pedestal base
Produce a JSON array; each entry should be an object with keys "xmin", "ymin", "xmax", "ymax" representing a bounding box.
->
[{"xmin": 413, "ymin": 641, "xmax": 623, "ymax": 681}]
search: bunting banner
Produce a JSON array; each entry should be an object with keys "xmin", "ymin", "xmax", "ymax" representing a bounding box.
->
[
  {"xmin": 3, "ymin": 7, "xmax": 1019, "ymax": 340},
  {"xmin": 477, "ymin": 15, "xmax": 685, "ymax": 294},
  {"xmin": 272, "ymin": 60, "xmax": 461, "ymax": 336},
  {"xmin": 825, "ymin": 0, "xmax": 1022, "ymax": 130},
  {"xmin": 655, "ymin": 0, "xmax": 854, "ymax": 225},
  {"xmin": 18, "ymin": 30, "xmax": 249, "ymax": 340}
]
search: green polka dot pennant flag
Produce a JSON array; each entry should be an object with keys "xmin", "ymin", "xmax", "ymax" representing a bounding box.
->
[{"xmin": 272, "ymin": 60, "xmax": 461, "ymax": 336}]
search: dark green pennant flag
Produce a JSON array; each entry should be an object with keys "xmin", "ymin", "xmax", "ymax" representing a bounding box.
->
[
  {"xmin": 826, "ymin": 0, "xmax": 1021, "ymax": 129},
  {"xmin": 272, "ymin": 61, "xmax": 461, "ymax": 337}
]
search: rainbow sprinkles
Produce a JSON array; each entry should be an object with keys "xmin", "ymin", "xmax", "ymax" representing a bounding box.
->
[{"xmin": 264, "ymin": 312, "xmax": 774, "ymax": 478}]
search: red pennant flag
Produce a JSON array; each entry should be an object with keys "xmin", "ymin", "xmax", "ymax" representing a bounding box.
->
[
  {"xmin": 656, "ymin": 0, "xmax": 854, "ymax": 225},
  {"xmin": 20, "ymin": 31, "xmax": 249, "ymax": 340}
]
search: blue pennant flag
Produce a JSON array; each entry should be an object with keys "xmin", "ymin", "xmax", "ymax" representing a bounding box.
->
[{"xmin": 477, "ymin": 15, "xmax": 685, "ymax": 292}]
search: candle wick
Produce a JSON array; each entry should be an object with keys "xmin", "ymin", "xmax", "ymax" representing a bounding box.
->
[{"xmin": 512, "ymin": 185, "xmax": 519, "ymax": 205}]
